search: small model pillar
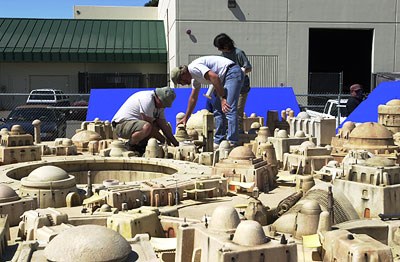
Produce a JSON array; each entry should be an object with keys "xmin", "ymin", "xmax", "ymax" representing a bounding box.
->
[{"xmin": 32, "ymin": 119, "xmax": 42, "ymax": 144}]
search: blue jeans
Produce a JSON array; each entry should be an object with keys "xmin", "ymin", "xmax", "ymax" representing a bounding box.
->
[{"xmin": 213, "ymin": 65, "xmax": 244, "ymax": 145}]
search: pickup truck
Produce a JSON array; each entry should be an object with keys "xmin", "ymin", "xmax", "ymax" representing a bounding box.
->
[{"xmin": 305, "ymin": 99, "xmax": 348, "ymax": 127}]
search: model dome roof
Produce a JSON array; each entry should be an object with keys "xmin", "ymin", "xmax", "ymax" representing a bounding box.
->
[
  {"xmin": 229, "ymin": 146, "xmax": 255, "ymax": 160},
  {"xmin": 44, "ymin": 225, "xmax": 132, "ymax": 262},
  {"xmin": 0, "ymin": 185, "xmax": 19, "ymax": 203},
  {"xmin": 27, "ymin": 166, "xmax": 69, "ymax": 182},
  {"xmin": 349, "ymin": 122, "xmax": 393, "ymax": 140},
  {"xmin": 386, "ymin": 99, "xmax": 400, "ymax": 106},
  {"xmin": 209, "ymin": 205, "xmax": 240, "ymax": 231},
  {"xmin": 233, "ymin": 220, "xmax": 267, "ymax": 246}
]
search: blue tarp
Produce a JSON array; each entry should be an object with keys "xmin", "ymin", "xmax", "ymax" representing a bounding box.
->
[{"xmin": 87, "ymin": 87, "xmax": 300, "ymax": 133}]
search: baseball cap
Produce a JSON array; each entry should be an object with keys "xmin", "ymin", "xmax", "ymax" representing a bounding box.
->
[
  {"xmin": 155, "ymin": 86, "xmax": 176, "ymax": 107},
  {"xmin": 170, "ymin": 66, "xmax": 184, "ymax": 87}
]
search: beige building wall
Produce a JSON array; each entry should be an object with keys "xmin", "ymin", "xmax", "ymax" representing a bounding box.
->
[
  {"xmin": 73, "ymin": 6, "xmax": 158, "ymax": 20},
  {"xmin": 0, "ymin": 62, "xmax": 166, "ymax": 93},
  {"xmin": 159, "ymin": 0, "xmax": 400, "ymax": 93}
]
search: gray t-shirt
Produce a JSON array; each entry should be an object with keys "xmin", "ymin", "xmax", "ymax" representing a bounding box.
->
[
  {"xmin": 112, "ymin": 90, "xmax": 165, "ymax": 123},
  {"xmin": 222, "ymin": 47, "xmax": 252, "ymax": 70},
  {"xmin": 188, "ymin": 55, "xmax": 235, "ymax": 89}
]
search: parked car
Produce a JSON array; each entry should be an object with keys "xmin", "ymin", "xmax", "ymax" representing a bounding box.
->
[
  {"xmin": 26, "ymin": 89, "xmax": 70, "ymax": 106},
  {"xmin": 305, "ymin": 99, "xmax": 348, "ymax": 127},
  {"xmin": 0, "ymin": 105, "xmax": 67, "ymax": 141}
]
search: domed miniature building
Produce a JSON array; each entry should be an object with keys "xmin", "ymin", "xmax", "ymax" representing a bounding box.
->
[
  {"xmin": 294, "ymin": 130, "xmax": 306, "ymax": 138},
  {"xmin": 10, "ymin": 125, "xmax": 25, "ymax": 135},
  {"xmin": 175, "ymin": 124, "xmax": 191, "ymax": 142},
  {"xmin": 344, "ymin": 123, "xmax": 399, "ymax": 156},
  {"xmin": 276, "ymin": 129, "xmax": 288, "ymax": 138},
  {"xmin": 20, "ymin": 165, "xmax": 77, "ymax": 208},
  {"xmin": 342, "ymin": 121, "xmax": 356, "ymax": 131},
  {"xmin": 44, "ymin": 225, "xmax": 132, "ymax": 262},
  {"xmin": 0, "ymin": 184, "xmax": 37, "ymax": 226},
  {"xmin": 109, "ymin": 140, "xmax": 129, "ymax": 157},
  {"xmin": 297, "ymin": 112, "xmax": 310, "ymax": 119},
  {"xmin": 250, "ymin": 122, "xmax": 261, "ymax": 130},
  {"xmin": 229, "ymin": 146, "xmax": 256, "ymax": 160},
  {"xmin": 298, "ymin": 141, "xmax": 316, "ymax": 152},
  {"xmin": 209, "ymin": 205, "xmax": 240, "ymax": 231},
  {"xmin": 233, "ymin": 220, "xmax": 267, "ymax": 246},
  {"xmin": 378, "ymin": 99, "xmax": 400, "ymax": 133},
  {"xmin": 71, "ymin": 130, "xmax": 102, "ymax": 151},
  {"xmin": 25, "ymin": 166, "xmax": 69, "ymax": 182},
  {"xmin": 0, "ymin": 185, "xmax": 19, "ymax": 203}
]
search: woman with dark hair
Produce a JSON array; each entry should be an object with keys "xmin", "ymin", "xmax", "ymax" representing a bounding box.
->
[{"xmin": 213, "ymin": 33, "xmax": 252, "ymax": 134}]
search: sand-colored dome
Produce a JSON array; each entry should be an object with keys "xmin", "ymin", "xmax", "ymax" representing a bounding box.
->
[
  {"xmin": 277, "ymin": 130, "xmax": 288, "ymax": 138},
  {"xmin": 342, "ymin": 121, "xmax": 356, "ymax": 130},
  {"xmin": 233, "ymin": 220, "xmax": 267, "ymax": 246},
  {"xmin": 100, "ymin": 204, "xmax": 112, "ymax": 212},
  {"xmin": 295, "ymin": 130, "xmax": 306, "ymax": 138},
  {"xmin": 297, "ymin": 112, "xmax": 310, "ymax": 119},
  {"xmin": 365, "ymin": 156, "xmax": 396, "ymax": 167},
  {"xmin": 386, "ymin": 99, "xmax": 400, "ymax": 106},
  {"xmin": 250, "ymin": 122, "xmax": 261, "ymax": 129},
  {"xmin": 299, "ymin": 141, "xmax": 316, "ymax": 152},
  {"xmin": 349, "ymin": 122, "xmax": 393, "ymax": 140},
  {"xmin": 26, "ymin": 166, "xmax": 69, "ymax": 182},
  {"xmin": 301, "ymin": 200, "xmax": 321, "ymax": 215},
  {"xmin": 209, "ymin": 205, "xmax": 240, "ymax": 231},
  {"xmin": 229, "ymin": 146, "xmax": 256, "ymax": 160},
  {"xmin": 44, "ymin": 225, "xmax": 132, "ymax": 262},
  {"xmin": 0, "ymin": 185, "xmax": 20, "ymax": 203},
  {"xmin": 10, "ymin": 125, "xmax": 25, "ymax": 135},
  {"xmin": 71, "ymin": 130, "xmax": 102, "ymax": 143}
]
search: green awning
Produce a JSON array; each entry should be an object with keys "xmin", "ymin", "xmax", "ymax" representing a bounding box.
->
[{"xmin": 0, "ymin": 18, "xmax": 167, "ymax": 63}]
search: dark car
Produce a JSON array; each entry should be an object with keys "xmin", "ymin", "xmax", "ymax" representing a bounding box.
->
[{"xmin": 0, "ymin": 105, "xmax": 67, "ymax": 141}]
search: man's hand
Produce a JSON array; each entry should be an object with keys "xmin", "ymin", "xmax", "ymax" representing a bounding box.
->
[
  {"xmin": 221, "ymin": 98, "xmax": 231, "ymax": 113},
  {"xmin": 177, "ymin": 116, "xmax": 188, "ymax": 126}
]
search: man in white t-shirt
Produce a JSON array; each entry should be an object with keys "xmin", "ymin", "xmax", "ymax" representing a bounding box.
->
[
  {"xmin": 170, "ymin": 56, "xmax": 244, "ymax": 147},
  {"xmin": 111, "ymin": 87, "xmax": 179, "ymax": 154}
]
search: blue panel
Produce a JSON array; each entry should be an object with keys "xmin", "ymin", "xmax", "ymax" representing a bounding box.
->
[
  {"xmin": 86, "ymin": 87, "xmax": 300, "ymax": 133},
  {"xmin": 340, "ymin": 81, "xmax": 400, "ymax": 128}
]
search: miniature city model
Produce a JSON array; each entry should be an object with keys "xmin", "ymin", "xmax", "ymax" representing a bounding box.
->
[{"xmin": 0, "ymin": 101, "xmax": 400, "ymax": 261}]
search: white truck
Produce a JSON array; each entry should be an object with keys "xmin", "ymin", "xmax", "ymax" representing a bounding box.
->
[{"xmin": 305, "ymin": 98, "xmax": 348, "ymax": 127}]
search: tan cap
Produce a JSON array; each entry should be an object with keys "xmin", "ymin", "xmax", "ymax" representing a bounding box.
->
[
  {"xmin": 155, "ymin": 86, "xmax": 176, "ymax": 107},
  {"xmin": 170, "ymin": 66, "xmax": 184, "ymax": 87}
]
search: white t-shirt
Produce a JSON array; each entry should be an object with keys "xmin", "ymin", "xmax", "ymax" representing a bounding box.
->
[
  {"xmin": 188, "ymin": 56, "xmax": 235, "ymax": 89},
  {"xmin": 112, "ymin": 90, "xmax": 165, "ymax": 123}
]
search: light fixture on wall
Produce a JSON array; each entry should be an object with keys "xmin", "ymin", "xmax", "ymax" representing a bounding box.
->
[
  {"xmin": 76, "ymin": 10, "xmax": 81, "ymax": 15},
  {"xmin": 228, "ymin": 0, "xmax": 236, "ymax": 8},
  {"xmin": 186, "ymin": 29, "xmax": 192, "ymax": 35}
]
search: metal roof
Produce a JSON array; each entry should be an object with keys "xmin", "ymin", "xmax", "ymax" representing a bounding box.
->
[{"xmin": 0, "ymin": 18, "xmax": 167, "ymax": 63}]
